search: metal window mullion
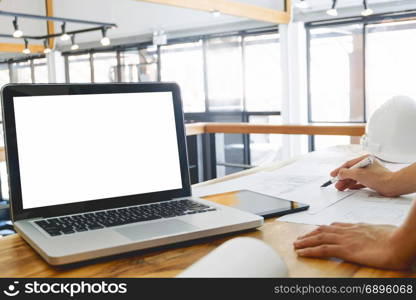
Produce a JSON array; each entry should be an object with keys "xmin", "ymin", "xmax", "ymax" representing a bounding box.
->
[
  {"xmin": 157, "ymin": 46, "xmax": 161, "ymax": 82},
  {"xmin": 305, "ymin": 26, "xmax": 316, "ymax": 151},
  {"xmin": 241, "ymin": 34, "xmax": 250, "ymax": 166},
  {"xmin": 116, "ymin": 50, "xmax": 122, "ymax": 82},
  {"xmin": 64, "ymin": 55, "xmax": 70, "ymax": 83},
  {"xmin": 89, "ymin": 52, "xmax": 94, "ymax": 83},
  {"xmin": 7, "ymin": 62, "xmax": 13, "ymax": 82},
  {"xmin": 30, "ymin": 59, "xmax": 35, "ymax": 83},
  {"xmin": 202, "ymin": 39, "xmax": 210, "ymax": 113}
]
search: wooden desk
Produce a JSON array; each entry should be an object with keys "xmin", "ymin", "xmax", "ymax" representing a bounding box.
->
[{"xmin": 0, "ymin": 146, "xmax": 415, "ymax": 278}]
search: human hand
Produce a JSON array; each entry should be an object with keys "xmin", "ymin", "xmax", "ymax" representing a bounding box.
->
[
  {"xmin": 293, "ymin": 222, "xmax": 415, "ymax": 270},
  {"xmin": 330, "ymin": 155, "xmax": 398, "ymax": 197}
]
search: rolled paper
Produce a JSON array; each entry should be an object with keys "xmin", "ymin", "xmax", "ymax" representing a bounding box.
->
[{"xmin": 177, "ymin": 237, "xmax": 288, "ymax": 278}]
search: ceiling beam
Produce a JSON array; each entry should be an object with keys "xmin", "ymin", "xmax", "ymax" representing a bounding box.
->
[
  {"xmin": 45, "ymin": 0, "xmax": 54, "ymax": 49},
  {"xmin": 0, "ymin": 43, "xmax": 44, "ymax": 53},
  {"xmin": 134, "ymin": 0, "xmax": 291, "ymax": 24}
]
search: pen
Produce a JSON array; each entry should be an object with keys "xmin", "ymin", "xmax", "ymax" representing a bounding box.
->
[{"xmin": 320, "ymin": 155, "xmax": 375, "ymax": 188}]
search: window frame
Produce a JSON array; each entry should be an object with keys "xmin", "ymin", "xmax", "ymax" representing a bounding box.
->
[
  {"xmin": 306, "ymin": 10, "xmax": 416, "ymax": 150},
  {"xmin": 0, "ymin": 55, "xmax": 47, "ymax": 85}
]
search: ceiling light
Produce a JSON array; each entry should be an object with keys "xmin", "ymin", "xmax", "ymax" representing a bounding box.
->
[
  {"xmin": 295, "ymin": 0, "xmax": 309, "ymax": 9},
  {"xmin": 22, "ymin": 39, "xmax": 30, "ymax": 54},
  {"xmin": 100, "ymin": 27, "xmax": 111, "ymax": 46},
  {"xmin": 70, "ymin": 35, "xmax": 79, "ymax": 50},
  {"xmin": 60, "ymin": 22, "xmax": 70, "ymax": 41},
  {"xmin": 361, "ymin": 0, "xmax": 373, "ymax": 16},
  {"xmin": 12, "ymin": 17, "xmax": 23, "ymax": 38},
  {"xmin": 43, "ymin": 40, "xmax": 51, "ymax": 54},
  {"xmin": 326, "ymin": 0, "xmax": 338, "ymax": 17},
  {"xmin": 210, "ymin": 9, "xmax": 221, "ymax": 18}
]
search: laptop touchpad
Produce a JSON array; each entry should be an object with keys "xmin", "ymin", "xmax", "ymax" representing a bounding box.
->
[{"xmin": 115, "ymin": 219, "xmax": 198, "ymax": 241}]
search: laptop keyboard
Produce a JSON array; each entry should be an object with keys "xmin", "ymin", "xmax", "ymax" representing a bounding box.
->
[{"xmin": 34, "ymin": 199, "xmax": 216, "ymax": 237}]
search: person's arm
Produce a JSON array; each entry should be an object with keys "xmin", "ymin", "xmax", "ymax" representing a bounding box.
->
[
  {"xmin": 331, "ymin": 155, "xmax": 416, "ymax": 197},
  {"xmin": 293, "ymin": 200, "xmax": 416, "ymax": 270}
]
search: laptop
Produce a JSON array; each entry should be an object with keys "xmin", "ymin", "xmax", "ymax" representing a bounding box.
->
[{"xmin": 1, "ymin": 83, "xmax": 263, "ymax": 265}]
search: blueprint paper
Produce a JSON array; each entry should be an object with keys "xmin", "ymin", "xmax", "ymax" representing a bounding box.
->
[{"xmin": 278, "ymin": 189, "xmax": 415, "ymax": 226}]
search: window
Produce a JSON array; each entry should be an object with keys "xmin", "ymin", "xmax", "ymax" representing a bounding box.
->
[
  {"xmin": 137, "ymin": 48, "xmax": 158, "ymax": 82},
  {"xmin": 68, "ymin": 54, "xmax": 91, "ymax": 83},
  {"xmin": 119, "ymin": 50, "xmax": 140, "ymax": 82},
  {"xmin": 33, "ymin": 58, "xmax": 48, "ymax": 83},
  {"xmin": 366, "ymin": 20, "xmax": 416, "ymax": 118},
  {"xmin": 93, "ymin": 52, "xmax": 118, "ymax": 83},
  {"xmin": 12, "ymin": 61, "xmax": 32, "ymax": 83},
  {"xmin": 244, "ymin": 33, "xmax": 281, "ymax": 112},
  {"xmin": 249, "ymin": 115, "xmax": 283, "ymax": 166},
  {"xmin": 309, "ymin": 25, "xmax": 365, "ymax": 123},
  {"xmin": 109, "ymin": 48, "xmax": 159, "ymax": 83},
  {"xmin": 161, "ymin": 42, "xmax": 205, "ymax": 112},
  {"xmin": 206, "ymin": 36, "xmax": 244, "ymax": 111},
  {"xmin": 63, "ymin": 29, "xmax": 283, "ymax": 180},
  {"xmin": 0, "ymin": 64, "xmax": 9, "ymax": 89},
  {"xmin": 308, "ymin": 15, "xmax": 416, "ymax": 150},
  {"xmin": 0, "ymin": 64, "xmax": 10, "ymax": 121}
]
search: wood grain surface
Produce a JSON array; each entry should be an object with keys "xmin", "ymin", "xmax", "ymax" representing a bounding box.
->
[{"xmin": 0, "ymin": 145, "xmax": 414, "ymax": 278}]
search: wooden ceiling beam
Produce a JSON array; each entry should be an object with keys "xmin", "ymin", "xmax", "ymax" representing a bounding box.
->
[
  {"xmin": 45, "ymin": 0, "xmax": 55, "ymax": 49},
  {"xmin": 0, "ymin": 43, "xmax": 44, "ymax": 53},
  {"xmin": 134, "ymin": 0, "xmax": 291, "ymax": 24}
]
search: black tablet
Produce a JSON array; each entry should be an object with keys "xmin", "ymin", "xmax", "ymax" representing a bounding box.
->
[{"xmin": 203, "ymin": 190, "xmax": 309, "ymax": 218}]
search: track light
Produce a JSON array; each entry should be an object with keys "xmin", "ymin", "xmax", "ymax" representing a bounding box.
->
[
  {"xmin": 326, "ymin": 0, "xmax": 338, "ymax": 17},
  {"xmin": 70, "ymin": 35, "xmax": 79, "ymax": 50},
  {"xmin": 361, "ymin": 0, "xmax": 373, "ymax": 16},
  {"xmin": 12, "ymin": 17, "xmax": 23, "ymax": 38},
  {"xmin": 295, "ymin": 0, "xmax": 309, "ymax": 9},
  {"xmin": 210, "ymin": 9, "xmax": 221, "ymax": 18},
  {"xmin": 100, "ymin": 27, "xmax": 111, "ymax": 46},
  {"xmin": 43, "ymin": 40, "xmax": 51, "ymax": 54},
  {"xmin": 60, "ymin": 22, "xmax": 70, "ymax": 41},
  {"xmin": 22, "ymin": 39, "xmax": 30, "ymax": 54}
]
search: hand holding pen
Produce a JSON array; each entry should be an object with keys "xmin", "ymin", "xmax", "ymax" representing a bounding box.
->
[
  {"xmin": 321, "ymin": 155, "xmax": 374, "ymax": 187},
  {"xmin": 321, "ymin": 154, "xmax": 399, "ymax": 197}
]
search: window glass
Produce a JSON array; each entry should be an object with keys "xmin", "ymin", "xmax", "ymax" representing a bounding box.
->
[
  {"xmin": 93, "ymin": 52, "xmax": 118, "ymax": 83},
  {"xmin": 0, "ymin": 64, "xmax": 9, "ymax": 89},
  {"xmin": 244, "ymin": 33, "xmax": 281, "ymax": 111},
  {"xmin": 206, "ymin": 36, "xmax": 243, "ymax": 111},
  {"xmin": 13, "ymin": 61, "xmax": 32, "ymax": 83},
  {"xmin": 119, "ymin": 50, "xmax": 140, "ymax": 82},
  {"xmin": 161, "ymin": 42, "xmax": 205, "ymax": 112},
  {"xmin": 138, "ymin": 48, "xmax": 158, "ymax": 82},
  {"xmin": 33, "ymin": 58, "xmax": 48, "ymax": 83},
  {"xmin": 68, "ymin": 54, "xmax": 91, "ymax": 83},
  {"xmin": 314, "ymin": 136, "xmax": 351, "ymax": 151},
  {"xmin": 0, "ymin": 64, "xmax": 9, "ymax": 122},
  {"xmin": 249, "ymin": 115, "xmax": 283, "ymax": 166},
  {"xmin": 309, "ymin": 25, "xmax": 364, "ymax": 122},
  {"xmin": 366, "ymin": 20, "xmax": 416, "ymax": 118}
]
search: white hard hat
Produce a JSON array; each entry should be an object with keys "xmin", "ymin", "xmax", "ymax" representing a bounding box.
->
[{"xmin": 361, "ymin": 95, "xmax": 416, "ymax": 163}]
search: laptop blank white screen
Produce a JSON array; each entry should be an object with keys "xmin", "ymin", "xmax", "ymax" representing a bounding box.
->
[{"xmin": 13, "ymin": 92, "xmax": 183, "ymax": 209}]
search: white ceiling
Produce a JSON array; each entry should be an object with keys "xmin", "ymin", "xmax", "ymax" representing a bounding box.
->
[
  {"xmin": 0, "ymin": 0, "xmax": 415, "ymax": 56},
  {"xmin": 51, "ymin": 0, "xmax": 286, "ymax": 45},
  {"xmin": 0, "ymin": 0, "xmax": 286, "ymax": 52}
]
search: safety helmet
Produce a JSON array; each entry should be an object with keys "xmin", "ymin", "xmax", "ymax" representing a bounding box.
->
[{"xmin": 361, "ymin": 95, "xmax": 416, "ymax": 163}]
